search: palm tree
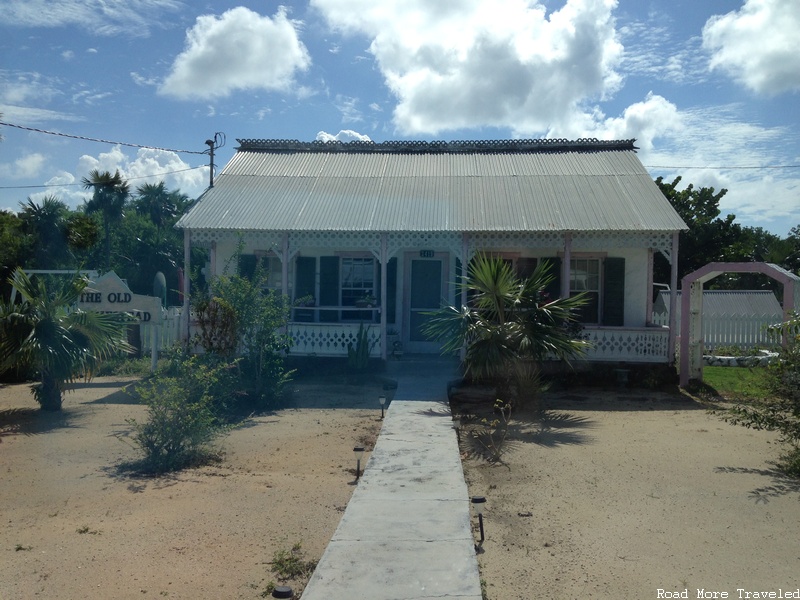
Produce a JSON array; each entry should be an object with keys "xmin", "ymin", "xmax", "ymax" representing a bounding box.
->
[
  {"xmin": 82, "ymin": 169, "xmax": 129, "ymax": 270},
  {"xmin": 0, "ymin": 268, "xmax": 133, "ymax": 411},
  {"xmin": 18, "ymin": 195, "xmax": 70, "ymax": 268},
  {"xmin": 423, "ymin": 254, "xmax": 589, "ymax": 406}
]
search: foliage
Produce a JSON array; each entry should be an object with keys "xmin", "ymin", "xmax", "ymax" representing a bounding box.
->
[
  {"xmin": 0, "ymin": 210, "xmax": 26, "ymax": 300},
  {"xmin": 270, "ymin": 542, "xmax": 318, "ymax": 581},
  {"xmin": 125, "ymin": 354, "xmax": 237, "ymax": 473},
  {"xmin": 0, "ymin": 268, "xmax": 133, "ymax": 410},
  {"xmin": 194, "ymin": 243, "xmax": 294, "ymax": 408},
  {"xmin": 82, "ymin": 169, "xmax": 129, "ymax": 271},
  {"xmin": 469, "ymin": 399, "xmax": 513, "ymax": 463},
  {"xmin": 347, "ymin": 323, "xmax": 377, "ymax": 372},
  {"xmin": 423, "ymin": 254, "xmax": 588, "ymax": 410},
  {"xmin": 652, "ymin": 176, "xmax": 799, "ymax": 291},
  {"xmin": 721, "ymin": 313, "xmax": 800, "ymax": 476}
]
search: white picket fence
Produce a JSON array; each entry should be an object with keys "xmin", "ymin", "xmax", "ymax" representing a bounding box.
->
[
  {"xmin": 652, "ymin": 311, "xmax": 781, "ymax": 350},
  {"xmin": 139, "ymin": 307, "xmax": 183, "ymax": 355}
]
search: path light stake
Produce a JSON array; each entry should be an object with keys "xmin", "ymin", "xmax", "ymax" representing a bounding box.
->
[
  {"xmin": 353, "ymin": 446, "xmax": 365, "ymax": 480},
  {"xmin": 472, "ymin": 496, "xmax": 486, "ymax": 543},
  {"xmin": 453, "ymin": 413, "xmax": 462, "ymax": 441},
  {"xmin": 272, "ymin": 585, "xmax": 293, "ymax": 598},
  {"xmin": 379, "ymin": 395, "xmax": 386, "ymax": 419}
]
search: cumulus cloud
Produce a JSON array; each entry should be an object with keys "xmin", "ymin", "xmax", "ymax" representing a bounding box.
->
[
  {"xmin": 0, "ymin": 152, "xmax": 46, "ymax": 179},
  {"xmin": 159, "ymin": 6, "xmax": 311, "ymax": 100},
  {"xmin": 73, "ymin": 145, "xmax": 209, "ymax": 207},
  {"xmin": 703, "ymin": 0, "xmax": 800, "ymax": 95},
  {"xmin": 316, "ymin": 130, "xmax": 372, "ymax": 142},
  {"xmin": 312, "ymin": 0, "xmax": 623, "ymax": 135}
]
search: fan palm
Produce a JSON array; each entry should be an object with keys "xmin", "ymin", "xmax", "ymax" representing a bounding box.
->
[
  {"xmin": 0, "ymin": 269, "xmax": 133, "ymax": 411},
  {"xmin": 423, "ymin": 254, "xmax": 589, "ymax": 404},
  {"xmin": 82, "ymin": 169, "xmax": 129, "ymax": 270}
]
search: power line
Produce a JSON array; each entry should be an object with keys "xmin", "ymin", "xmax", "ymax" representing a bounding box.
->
[
  {"xmin": 0, "ymin": 166, "xmax": 207, "ymax": 190},
  {"xmin": 0, "ymin": 120, "xmax": 208, "ymax": 155}
]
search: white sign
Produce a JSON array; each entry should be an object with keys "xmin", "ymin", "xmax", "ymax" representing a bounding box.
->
[{"xmin": 77, "ymin": 272, "xmax": 162, "ymax": 322}]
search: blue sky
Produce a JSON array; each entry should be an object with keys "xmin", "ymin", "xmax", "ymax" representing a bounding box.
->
[{"xmin": 1, "ymin": 0, "xmax": 798, "ymax": 236}]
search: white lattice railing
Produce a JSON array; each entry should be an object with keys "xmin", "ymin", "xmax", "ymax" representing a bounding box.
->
[
  {"xmin": 582, "ymin": 326, "xmax": 670, "ymax": 363},
  {"xmin": 287, "ymin": 322, "xmax": 383, "ymax": 357}
]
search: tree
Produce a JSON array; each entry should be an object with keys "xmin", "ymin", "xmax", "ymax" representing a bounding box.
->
[
  {"xmin": 0, "ymin": 268, "xmax": 132, "ymax": 411},
  {"xmin": 0, "ymin": 210, "xmax": 26, "ymax": 300},
  {"xmin": 422, "ymin": 254, "xmax": 588, "ymax": 407},
  {"xmin": 82, "ymin": 169, "xmax": 129, "ymax": 270},
  {"xmin": 653, "ymin": 176, "xmax": 747, "ymax": 285},
  {"xmin": 18, "ymin": 195, "xmax": 71, "ymax": 268}
]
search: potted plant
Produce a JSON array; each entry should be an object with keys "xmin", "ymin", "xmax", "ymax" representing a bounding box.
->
[{"xmin": 355, "ymin": 294, "xmax": 377, "ymax": 308}]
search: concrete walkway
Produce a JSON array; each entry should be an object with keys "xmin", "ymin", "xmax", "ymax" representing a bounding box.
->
[{"xmin": 301, "ymin": 357, "xmax": 483, "ymax": 600}]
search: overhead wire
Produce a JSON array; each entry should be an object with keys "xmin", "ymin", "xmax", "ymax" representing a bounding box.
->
[{"xmin": 0, "ymin": 120, "xmax": 208, "ymax": 155}]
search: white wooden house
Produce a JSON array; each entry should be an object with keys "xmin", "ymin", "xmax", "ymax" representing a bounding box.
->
[{"xmin": 176, "ymin": 139, "xmax": 687, "ymax": 364}]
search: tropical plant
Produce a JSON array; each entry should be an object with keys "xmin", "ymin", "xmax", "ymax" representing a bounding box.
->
[
  {"xmin": 347, "ymin": 323, "xmax": 377, "ymax": 372},
  {"xmin": 82, "ymin": 169, "xmax": 129, "ymax": 270},
  {"xmin": 133, "ymin": 181, "xmax": 192, "ymax": 239},
  {"xmin": 194, "ymin": 244, "xmax": 294, "ymax": 408},
  {"xmin": 723, "ymin": 313, "xmax": 800, "ymax": 476},
  {"xmin": 125, "ymin": 353, "xmax": 236, "ymax": 473},
  {"xmin": 0, "ymin": 268, "xmax": 133, "ymax": 410},
  {"xmin": 18, "ymin": 195, "xmax": 71, "ymax": 268},
  {"xmin": 422, "ymin": 254, "xmax": 589, "ymax": 408}
]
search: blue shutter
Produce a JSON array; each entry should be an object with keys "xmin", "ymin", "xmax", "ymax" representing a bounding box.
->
[
  {"xmin": 602, "ymin": 257, "xmax": 625, "ymax": 326},
  {"xmin": 319, "ymin": 256, "xmax": 340, "ymax": 323}
]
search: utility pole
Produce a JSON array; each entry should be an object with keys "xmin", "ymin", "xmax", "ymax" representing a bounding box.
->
[{"xmin": 205, "ymin": 138, "xmax": 215, "ymax": 188}]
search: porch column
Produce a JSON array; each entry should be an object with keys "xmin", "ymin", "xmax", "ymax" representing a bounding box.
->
[
  {"xmin": 282, "ymin": 233, "xmax": 290, "ymax": 298},
  {"xmin": 668, "ymin": 231, "xmax": 679, "ymax": 366},
  {"xmin": 182, "ymin": 229, "xmax": 191, "ymax": 343},
  {"xmin": 646, "ymin": 248, "xmax": 654, "ymax": 326},
  {"xmin": 380, "ymin": 233, "xmax": 388, "ymax": 360},
  {"xmin": 461, "ymin": 233, "xmax": 470, "ymax": 307},
  {"xmin": 210, "ymin": 241, "xmax": 217, "ymax": 278},
  {"xmin": 561, "ymin": 232, "xmax": 572, "ymax": 298}
]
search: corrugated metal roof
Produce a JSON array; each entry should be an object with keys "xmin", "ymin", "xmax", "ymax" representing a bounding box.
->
[{"xmin": 177, "ymin": 139, "xmax": 688, "ymax": 233}]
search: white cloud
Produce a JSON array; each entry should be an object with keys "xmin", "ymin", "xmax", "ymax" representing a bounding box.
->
[
  {"xmin": 72, "ymin": 145, "xmax": 209, "ymax": 209},
  {"xmin": 2, "ymin": 0, "xmax": 183, "ymax": 37},
  {"xmin": 313, "ymin": 0, "xmax": 623, "ymax": 135},
  {"xmin": 703, "ymin": 0, "xmax": 800, "ymax": 95},
  {"xmin": 316, "ymin": 130, "xmax": 372, "ymax": 142},
  {"xmin": 61, "ymin": 50, "xmax": 74, "ymax": 61},
  {"xmin": 0, "ymin": 152, "xmax": 47, "ymax": 179},
  {"xmin": 159, "ymin": 6, "xmax": 311, "ymax": 100}
]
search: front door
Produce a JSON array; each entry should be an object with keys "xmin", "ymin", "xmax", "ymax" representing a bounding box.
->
[{"xmin": 404, "ymin": 254, "xmax": 447, "ymax": 353}]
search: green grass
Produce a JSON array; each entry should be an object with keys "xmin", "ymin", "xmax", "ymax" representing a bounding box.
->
[{"xmin": 700, "ymin": 366, "xmax": 770, "ymax": 400}]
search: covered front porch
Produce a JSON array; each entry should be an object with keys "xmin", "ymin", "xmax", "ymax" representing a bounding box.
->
[{"xmin": 183, "ymin": 228, "xmax": 679, "ymax": 366}]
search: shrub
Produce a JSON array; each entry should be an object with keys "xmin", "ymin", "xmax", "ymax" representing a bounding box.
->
[
  {"xmin": 723, "ymin": 313, "xmax": 800, "ymax": 477},
  {"xmin": 194, "ymin": 241, "xmax": 294, "ymax": 410},
  {"xmin": 125, "ymin": 355, "xmax": 235, "ymax": 473}
]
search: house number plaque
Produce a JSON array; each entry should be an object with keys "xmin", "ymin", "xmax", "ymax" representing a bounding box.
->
[{"xmin": 419, "ymin": 250, "xmax": 434, "ymax": 258}]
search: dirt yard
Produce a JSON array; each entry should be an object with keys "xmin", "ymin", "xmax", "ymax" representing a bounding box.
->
[
  {"xmin": 460, "ymin": 390, "xmax": 800, "ymax": 600},
  {"xmin": 2, "ymin": 378, "xmax": 799, "ymax": 600},
  {"xmin": 0, "ymin": 376, "xmax": 384, "ymax": 599}
]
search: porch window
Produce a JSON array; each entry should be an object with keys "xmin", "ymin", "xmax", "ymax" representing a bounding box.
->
[
  {"xmin": 546, "ymin": 256, "xmax": 626, "ymax": 326},
  {"xmin": 341, "ymin": 257, "xmax": 376, "ymax": 321},
  {"xmin": 570, "ymin": 258, "xmax": 600, "ymax": 324}
]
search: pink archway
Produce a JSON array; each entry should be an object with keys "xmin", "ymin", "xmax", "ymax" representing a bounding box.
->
[{"xmin": 679, "ymin": 262, "xmax": 799, "ymax": 387}]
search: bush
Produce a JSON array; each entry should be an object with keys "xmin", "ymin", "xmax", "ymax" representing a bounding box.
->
[
  {"xmin": 125, "ymin": 355, "xmax": 236, "ymax": 473},
  {"xmin": 723, "ymin": 314, "xmax": 800, "ymax": 477},
  {"xmin": 193, "ymin": 241, "xmax": 294, "ymax": 410}
]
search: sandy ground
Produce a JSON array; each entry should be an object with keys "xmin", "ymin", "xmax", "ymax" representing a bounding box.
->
[
  {"xmin": 0, "ymin": 376, "xmax": 384, "ymax": 600},
  {"xmin": 3, "ymin": 377, "xmax": 799, "ymax": 600},
  {"xmin": 459, "ymin": 390, "xmax": 800, "ymax": 600}
]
